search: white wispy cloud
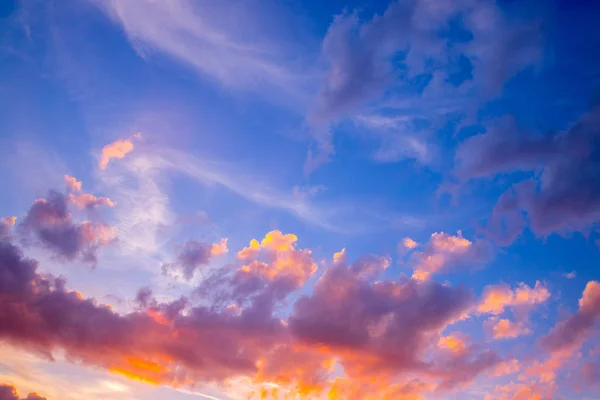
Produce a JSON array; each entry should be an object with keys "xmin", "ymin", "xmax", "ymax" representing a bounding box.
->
[{"xmin": 92, "ymin": 0, "xmax": 316, "ymax": 104}]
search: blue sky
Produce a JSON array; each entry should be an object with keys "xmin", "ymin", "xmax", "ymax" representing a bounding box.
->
[{"xmin": 1, "ymin": 0, "xmax": 600, "ymax": 399}]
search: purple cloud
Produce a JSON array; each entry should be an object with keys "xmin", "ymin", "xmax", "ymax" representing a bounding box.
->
[
  {"xmin": 460, "ymin": 108, "xmax": 600, "ymax": 243},
  {"xmin": 0, "ymin": 384, "xmax": 47, "ymax": 400},
  {"xmin": 162, "ymin": 238, "xmax": 228, "ymax": 280},
  {"xmin": 18, "ymin": 191, "xmax": 115, "ymax": 264}
]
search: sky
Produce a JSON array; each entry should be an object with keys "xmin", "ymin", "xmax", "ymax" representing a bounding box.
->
[{"xmin": 0, "ymin": 0, "xmax": 599, "ymax": 399}]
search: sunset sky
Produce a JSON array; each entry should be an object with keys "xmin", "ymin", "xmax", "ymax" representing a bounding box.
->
[{"xmin": 1, "ymin": 0, "xmax": 600, "ymax": 399}]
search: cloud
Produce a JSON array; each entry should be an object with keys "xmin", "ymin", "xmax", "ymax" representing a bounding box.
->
[
  {"xmin": 582, "ymin": 362, "xmax": 600, "ymax": 388},
  {"xmin": 484, "ymin": 381, "xmax": 555, "ymax": 400},
  {"xmin": 409, "ymin": 231, "xmax": 494, "ymax": 280},
  {"xmin": 402, "ymin": 237, "xmax": 418, "ymax": 249},
  {"xmin": 63, "ymin": 175, "xmax": 82, "ymax": 193},
  {"xmin": 0, "ymin": 216, "xmax": 17, "ymax": 239},
  {"xmin": 0, "ymin": 232, "xmax": 505, "ymax": 397},
  {"xmin": 477, "ymin": 281, "xmax": 550, "ymax": 315},
  {"xmin": 458, "ymin": 108, "xmax": 600, "ymax": 243},
  {"xmin": 541, "ymin": 281, "xmax": 600, "ymax": 353},
  {"xmin": 92, "ymin": 0, "xmax": 310, "ymax": 101},
  {"xmin": 563, "ymin": 271, "xmax": 577, "ymax": 279},
  {"xmin": 99, "ymin": 134, "xmax": 140, "ymax": 170},
  {"xmin": 162, "ymin": 238, "xmax": 228, "ymax": 280},
  {"xmin": 0, "ymin": 240, "xmax": 285, "ymax": 386},
  {"xmin": 17, "ymin": 191, "xmax": 116, "ymax": 264},
  {"xmin": 485, "ymin": 318, "xmax": 532, "ymax": 340},
  {"xmin": 126, "ymin": 146, "xmax": 424, "ymax": 234},
  {"xmin": 289, "ymin": 251, "xmax": 500, "ymax": 390},
  {"xmin": 0, "ymin": 384, "xmax": 47, "ymax": 400},
  {"xmin": 438, "ymin": 334, "xmax": 468, "ymax": 353},
  {"xmin": 308, "ymin": 0, "xmax": 541, "ymax": 171},
  {"xmin": 198, "ymin": 231, "xmax": 318, "ymax": 309},
  {"xmin": 64, "ymin": 175, "xmax": 116, "ymax": 210}
]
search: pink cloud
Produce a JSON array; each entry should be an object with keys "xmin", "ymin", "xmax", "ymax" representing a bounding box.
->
[
  {"xmin": 64, "ymin": 175, "xmax": 116, "ymax": 210},
  {"xmin": 0, "ymin": 232, "xmax": 504, "ymax": 397},
  {"xmin": 541, "ymin": 281, "xmax": 600, "ymax": 353},
  {"xmin": 63, "ymin": 175, "xmax": 82, "ymax": 192},
  {"xmin": 98, "ymin": 134, "xmax": 140, "ymax": 170},
  {"xmin": 485, "ymin": 318, "xmax": 532, "ymax": 339},
  {"xmin": 478, "ymin": 281, "xmax": 550, "ymax": 315},
  {"xmin": 410, "ymin": 231, "xmax": 493, "ymax": 280}
]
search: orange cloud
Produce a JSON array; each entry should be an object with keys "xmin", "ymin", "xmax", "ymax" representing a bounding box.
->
[
  {"xmin": 1, "ymin": 216, "xmax": 16, "ymax": 226},
  {"xmin": 210, "ymin": 238, "xmax": 229, "ymax": 256},
  {"xmin": 403, "ymin": 237, "xmax": 418, "ymax": 249},
  {"xmin": 237, "ymin": 230, "xmax": 317, "ymax": 285},
  {"xmin": 486, "ymin": 318, "xmax": 532, "ymax": 339},
  {"xmin": 438, "ymin": 334, "xmax": 468, "ymax": 353},
  {"xmin": 490, "ymin": 359, "xmax": 521, "ymax": 377},
  {"xmin": 410, "ymin": 231, "xmax": 492, "ymax": 280},
  {"xmin": 484, "ymin": 381, "xmax": 555, "ymax": 400},
  {"xmin": 478, "ymin": 281, "xmax": 550, "ymax": 315},
  {"xmin": 525, "ymin": 350, "xmax": 571, "ymax": 383},
  {"xmin": 99, "ymin": 134, "xmax": 140, "ymax": 170}
]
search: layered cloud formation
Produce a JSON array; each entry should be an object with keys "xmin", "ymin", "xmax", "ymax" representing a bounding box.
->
[
  {"xmin": 2, "ymin": 0, "xmax": 600, "ymax": 398},
  {"xmin": 1, "ymin": 213, "xmax": 598, "ymax": 398}
]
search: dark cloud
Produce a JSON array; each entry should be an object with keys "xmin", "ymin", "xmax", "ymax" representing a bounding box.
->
[
  {"xmin": 18, "ymin": 191, "xmax": 115, "ymax": 264},
  {"xmin": 0, "ymin": 383, "xmax": 47, "ymax": 400},
  {"xmin": 0, "ymin": 240, "xmax": 284, "ymax": 384},
  {"xmin": 458, "ymin": 108, "xmax": 600, "ymax": 243},
  {"xmin": 0, "ymin": 232, "xmax": 503, "ymax": 395},
  {"xmin": 289, "ymin": 254, "xmax": 499, "ymax": 388},
  {"xmin": 162, "ymin": 240, "xmax": 216, "ymax": 280}
]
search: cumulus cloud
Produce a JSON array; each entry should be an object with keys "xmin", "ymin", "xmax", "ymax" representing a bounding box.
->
[
  {"xmin": 18, "ymin": 191, "xmax": 116, "ymax": 263},
  {"xmin": 99, "ymin": 134, "xmax": 140, "ymax": 170},
  {"xmin": 64, "ymin": 175, "xmax": 116, "ymax": 210},
  {"xmin": 477, "ymin": 281, "xmax": 550, "ymax": 315},
  {"xmin": 0, "ymin": 232, "xmax": 505, "ymax": 397},
  {"xmin": 458, "ymin": 108, "xmax": 600, "ymax": 243},
  {"xmin": 289, "ymin": 251, "xmax": 501, "ymax": 390},
  {"xmin": 409, "ymin": 231, "xmax": 493, "ymax": 280},
  {"xmin": 162, "ymin": 238, "xmax": 228, "ymax": 280},
  {"xmin": 0, "ymin": 240, "xmax": 284, "ymax": 386},
  {"xmin": 0, "ymin": 384, "xmax": 47, "ymax": 400},
  {"xmin": 197, "ymin": 231, "xmax": 318, "ymax": 311},
  {"xmin": 485, "ymin": 318, "xmax": 532, "ymax": 340}
]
